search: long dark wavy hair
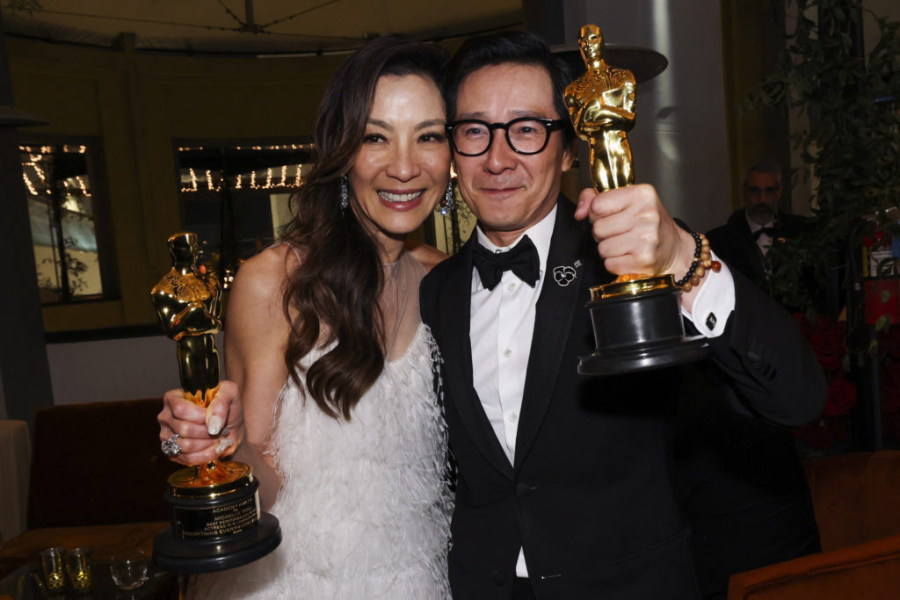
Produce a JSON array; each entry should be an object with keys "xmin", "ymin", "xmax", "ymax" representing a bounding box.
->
[{"xmin": 281, "ymin": 36, "xmax": 448, "ymax": 420}]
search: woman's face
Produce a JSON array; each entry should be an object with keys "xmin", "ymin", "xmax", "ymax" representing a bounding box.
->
[{"xmin": 348, "ymin": 74, "xmax": 451, "ymax": 248}]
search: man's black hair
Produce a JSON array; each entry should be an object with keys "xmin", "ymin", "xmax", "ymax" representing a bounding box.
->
[{"xmin": 445, "ymin": 30, "xmax": 576, "ymax": 145}]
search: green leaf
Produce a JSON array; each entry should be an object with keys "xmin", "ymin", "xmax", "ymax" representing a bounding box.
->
[{"xmin": 867, "ymin": 340, "xmax": 880, "ymax": 357}]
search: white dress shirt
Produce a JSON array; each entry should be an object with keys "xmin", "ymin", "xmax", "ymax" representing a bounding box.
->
[{"xmin": 469, "ymin": 205, "xmax": 735, "ymax": 577}]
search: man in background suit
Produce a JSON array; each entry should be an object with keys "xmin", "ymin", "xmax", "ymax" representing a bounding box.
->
[
  {"xmin": 706, "ymin": 159, "xmax": 808, "ymax": 284},
  {"xmin": 680, "ymin": 159, "xmax": 820, "ymax": 598},
  {"xmin": 420, "ymin": 32, "xmax": 825, "ymax": 599}
]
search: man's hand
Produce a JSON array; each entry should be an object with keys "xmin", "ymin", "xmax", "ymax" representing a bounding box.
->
[{"xmin": 574, "ymin": 184, "xmax": 704, "ymax": 308}]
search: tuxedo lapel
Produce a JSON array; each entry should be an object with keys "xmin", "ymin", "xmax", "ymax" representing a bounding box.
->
[
  {"xmin": 740, "ymin": 217, "xmax": 768, "ymax": 282},
  {"xmin": 441, "ymin": 238, "xmax": 514, "ymax": 479},
  {"xmin": 514, "ymin": 200, "xmax": 587, "ymax": 471}
]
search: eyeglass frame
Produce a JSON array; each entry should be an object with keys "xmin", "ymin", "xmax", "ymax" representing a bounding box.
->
[{"xmin": 446, "ymin": 117, "xmax": 568, "ymax": 157}]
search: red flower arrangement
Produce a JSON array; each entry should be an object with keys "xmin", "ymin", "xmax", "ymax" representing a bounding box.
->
[
  {"xmin": 793, "ymin": 312, "xmax": 900, "ymax": 448},
  {"xmin": 792, "ymin": 315, "xmax": 856, "ymax": 450},
  {"xmin": 824, "ymin": 375, "xmax": 858, "ymax": 418}
]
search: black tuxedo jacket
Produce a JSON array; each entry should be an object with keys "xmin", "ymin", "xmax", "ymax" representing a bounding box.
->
[
  {"xmin": 420, "ymin": 198, "xmax": 825, "ymax": 599},
  {"xmin": 706, "ymin": 208, "xmax": 808, "ymax": 284}
]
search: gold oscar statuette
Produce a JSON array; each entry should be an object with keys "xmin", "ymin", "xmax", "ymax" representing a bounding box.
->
[
  {"xmin": 151, "ymin": 232, "xmax": 280, "ymax": 573},
  {"xmin": 566, "ymin": 24, "xmax": 708, "ymax": 375}
]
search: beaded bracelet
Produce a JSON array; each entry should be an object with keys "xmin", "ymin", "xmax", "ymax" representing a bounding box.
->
[{"xmin": 675, "ymin": 232, "xmax": 721, "ymax": 292}]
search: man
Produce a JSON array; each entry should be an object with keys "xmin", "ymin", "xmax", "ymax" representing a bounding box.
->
[
  {"xmin": 420, "ymin": 31, "xmax": 825, "ymax": 599},
  {"xmin": 682, "ymin": 159, "xmax": 820, "ymax": 599},
  {"xmin": 706, "ymin": 159, "xmax": 808, "ymax": 284}
]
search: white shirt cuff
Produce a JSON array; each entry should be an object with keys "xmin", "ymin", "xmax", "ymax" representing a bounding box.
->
[{"xmin": 680, "ymin": 250, "xmax": 734, "ymax": 338}]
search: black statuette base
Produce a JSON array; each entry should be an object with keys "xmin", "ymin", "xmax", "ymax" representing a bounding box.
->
[
  {"xmin": 153, "ymin": 476, "xmax": 282, "ymax": 573},
  {"xmin": 578, "ymin": 285, "xmax": 709, "ymax": 375},
  {"xmin": 153, "ymin": 513, "xmax": 282, "ymax": 574}
]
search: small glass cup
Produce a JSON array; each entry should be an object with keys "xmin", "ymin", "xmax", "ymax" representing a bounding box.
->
[
  {"xmin": 38, "ymin": 547, "xmax": 66, "ymax": 594},
  {"xmin": 65, "ymin": 547, "xmax": 92, "ymax": 593},
  {"xmin": 109, "ymin": 549, "xmax": 149, "ymax": 591}
]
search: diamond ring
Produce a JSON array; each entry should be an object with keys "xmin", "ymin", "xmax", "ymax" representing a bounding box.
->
[{"xmin": 161, "ymin": 434, "xmax": 182, "ymax": 458}]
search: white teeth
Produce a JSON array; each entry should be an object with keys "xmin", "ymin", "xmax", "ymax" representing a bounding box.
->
[{"xmin": 378, "ymin": 191, "xmax": 420, "ymax": 203}]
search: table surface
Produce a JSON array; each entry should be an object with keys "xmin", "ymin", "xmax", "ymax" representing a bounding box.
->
[
  {"xmin": 0, "ymin": 522, "xmax": 168, "ymax": 581},
  {"xmin": 0, "ymin": 559, "xmax": 175, "ymax": 600}
]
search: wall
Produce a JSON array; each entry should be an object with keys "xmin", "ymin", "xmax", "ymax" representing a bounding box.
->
[
  {"xmin": 45, "ymin": 333, "xmax": 225, "ymax": 405},
  {"xmin": 561, "ymin": 0, "xmax": 733, "ymax": 233},
  {"xmin": 7, "ymin": 36, "xmax": 345, "ymax": 333},
  {"xmin": 1, "ymin": 36, "xmax": 348, "ymax": 412}
]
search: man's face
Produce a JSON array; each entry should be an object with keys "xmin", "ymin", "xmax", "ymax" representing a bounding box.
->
[
  {"xmin": 742, "ymin": 171, "xmax": 781, "ymax": 226},
  {"xmin": 452, "ymin": 63, "xmax": 574, "ymax": 247}
]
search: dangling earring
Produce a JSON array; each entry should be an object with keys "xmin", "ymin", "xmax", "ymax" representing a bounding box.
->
[
  {"xmin": 440, "ymin": 180, "xmax": 455, "ymax": 216},
  {"xmin": 339, "ymin": 175, "xmax": 349, "ymax": 215}
]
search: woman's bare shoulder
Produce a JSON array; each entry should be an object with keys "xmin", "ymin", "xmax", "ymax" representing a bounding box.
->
[
  {"xmin": 407, "ymin": 240, "xmax": 448, "ymax": 273},
  {"xmin": 232, "ymin": 244, "xmax": 300, "ymax": 294}
]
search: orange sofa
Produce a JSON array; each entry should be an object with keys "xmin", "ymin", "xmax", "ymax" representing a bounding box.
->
[{"xmin": 728, "ymin": 450, "xmax": 900, "ymax": 599}]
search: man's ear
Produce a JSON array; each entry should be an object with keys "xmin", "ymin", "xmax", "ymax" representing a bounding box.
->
[{"xmin": 561, "ymin": 140, "xmax": 577, "ymax": 172}]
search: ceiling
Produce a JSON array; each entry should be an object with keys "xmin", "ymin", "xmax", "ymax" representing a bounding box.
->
[{"xmin": 1, "ymin": 0, "xmax": 524, "ymax": 55}]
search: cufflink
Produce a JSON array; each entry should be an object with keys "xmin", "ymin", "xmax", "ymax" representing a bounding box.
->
[{"xmin": 705, "ymin": 313, "xmax": 717, "ymax": 330}]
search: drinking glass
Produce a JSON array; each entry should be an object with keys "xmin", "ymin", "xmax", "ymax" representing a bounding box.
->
[
  {"xmin": 65, "ymin": 547, "xmax": 92, "ymax": 593},
  {"xmin": 109, "ymin": 549, "xmax": 150, "ymax": 590},
  {"xmin": 38, "ymin": 547, "xmax": 66, "ymax": 594}
]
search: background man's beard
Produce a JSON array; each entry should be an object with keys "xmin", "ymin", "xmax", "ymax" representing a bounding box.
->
[{"xmin": 747, "ymin": 204, "xmax": 775, "ymax": 226}]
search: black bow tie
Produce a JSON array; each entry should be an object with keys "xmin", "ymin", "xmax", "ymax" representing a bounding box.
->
[
  {"xmin": 472, "ymin": 235, "xmax": 540, "ymax": 291},
  {"xmin": 753, "ymin": 226, "xmax": 778, "ymax": 241}
]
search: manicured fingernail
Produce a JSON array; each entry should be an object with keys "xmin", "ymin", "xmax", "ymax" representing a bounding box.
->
[
  {"xmin": 207, "ymin": 415, "xmax": 223, "ymax": 435},
  {"xmin": 216, "ymin": 438, "xmax": 234, "ymax": 454}
]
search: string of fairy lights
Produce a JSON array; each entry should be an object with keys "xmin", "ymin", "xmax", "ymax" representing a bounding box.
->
[
  {"xmin": 20, "ymin": 143, "xmax": 314, "ymax": 197},
  {"xmin": 20, "ymin": 145, "xmax": 92, "ymax": 200},
  {"xmin": 181, "ymin": 163, "xmax": 306, "ymax": 193},
  {"xmin": 177, "ymin": 144, "xmax": 312, "ymax": 193}
]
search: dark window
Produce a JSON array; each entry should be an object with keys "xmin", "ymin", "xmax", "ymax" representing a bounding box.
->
[
  {"xmin": 21, "ymin": 142, "xmax": 117, "ymax": 304},
  {"xmin": 176, "ymin": 142, "xmax": 315, "ymax": 285}
]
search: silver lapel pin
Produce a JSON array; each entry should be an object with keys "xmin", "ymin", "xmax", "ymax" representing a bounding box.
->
[{"xmin": 552, "ymin": 264, "xmax": 577, "ymax": 287}]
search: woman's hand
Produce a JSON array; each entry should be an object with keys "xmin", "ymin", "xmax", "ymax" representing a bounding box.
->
[{"xmin": 157, "ymin": 380, "xmax": 245, "ymax": 466}]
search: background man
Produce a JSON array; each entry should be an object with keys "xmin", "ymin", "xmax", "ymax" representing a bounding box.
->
[
  {"xmin": 421, "ymin": 32, "xmax": 825, "ymax": 599},
  {"xmin": 706, "ymin": 159, "xmax": 808, "ymax": 284},
  {"xmin": 682, "ymin": 160, "xmax": 820, "ymax": 598}
]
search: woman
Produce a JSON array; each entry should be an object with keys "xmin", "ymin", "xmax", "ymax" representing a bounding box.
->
[{"xmin": 157, "ymin": 36, "xmax": 453, "ymax": 598}]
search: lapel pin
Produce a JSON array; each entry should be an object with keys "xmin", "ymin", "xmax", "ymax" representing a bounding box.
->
[{"xmin": 553, "ymin": 265, "xmax": 577, "ymax": 287}]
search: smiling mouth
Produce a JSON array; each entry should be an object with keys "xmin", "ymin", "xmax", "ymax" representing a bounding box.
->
[
  {"xmin": 378, "ymin": 190, "xmax": 423, "ymax": 203},
  {"xmin": 482, "ymin": 186, "xmax": 520, "ymax": 195}
]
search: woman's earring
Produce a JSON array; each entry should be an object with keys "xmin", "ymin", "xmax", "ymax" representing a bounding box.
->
[
  {"xmin": 339, "ymin": 176, "xmax": 349, "ymax": 215},
  {"xmin": 440, "ymin": 180, "xmax": 455, "ymax": 216}
]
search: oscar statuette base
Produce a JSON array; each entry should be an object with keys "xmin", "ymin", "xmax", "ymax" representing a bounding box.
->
[
  {"xmin": 578, "ymin": 275, "xmax": 709, "ymax": 376},
  {"xmin": 152, "ymin": 462, "xmax": 282, "ymax": 574}
]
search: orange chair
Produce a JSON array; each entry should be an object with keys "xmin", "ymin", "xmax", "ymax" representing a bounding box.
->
[{"xmin": 728, "ymin": 451, "xmax": 900, "ymax": 599}]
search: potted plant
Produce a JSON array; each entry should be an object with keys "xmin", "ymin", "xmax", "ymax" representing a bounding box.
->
[{"xmin": 746, "ymin": 0, "xmax": 900, "ymax": 450}]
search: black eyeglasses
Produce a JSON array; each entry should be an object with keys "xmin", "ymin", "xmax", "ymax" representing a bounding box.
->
[{"xmin": 446, "ymin": 117, "xmax": 567, "ymax": 157}]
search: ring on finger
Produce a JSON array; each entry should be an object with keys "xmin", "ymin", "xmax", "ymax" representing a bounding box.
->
[{"xmin": 161, "ymin": 433, "xmax": 182, "ymax": 458}]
